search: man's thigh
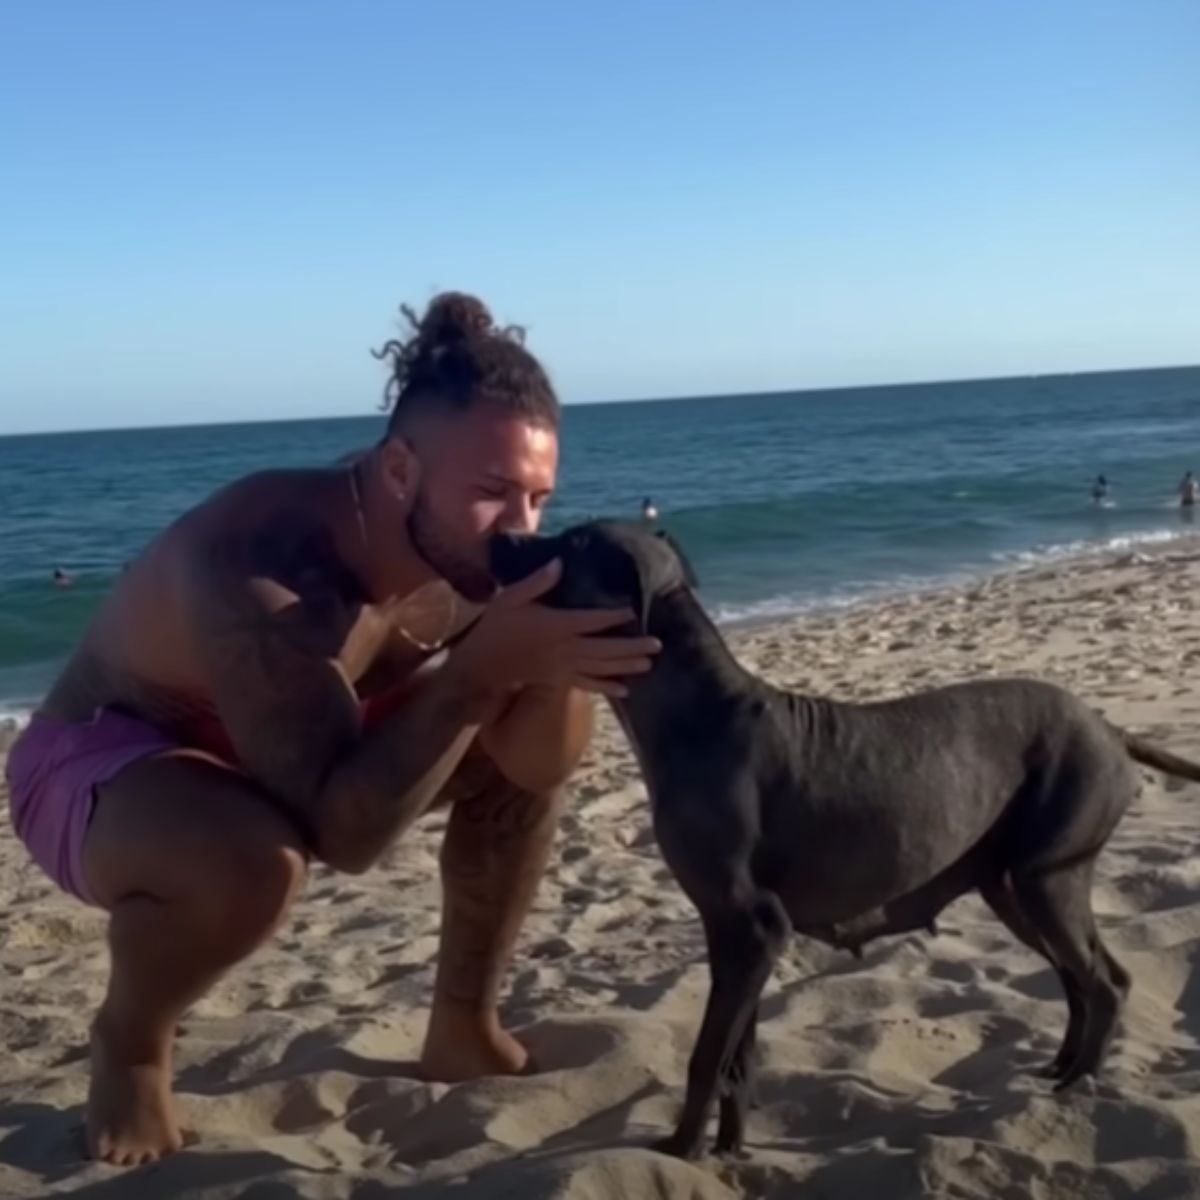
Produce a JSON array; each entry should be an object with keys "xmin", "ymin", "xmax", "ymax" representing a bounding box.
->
[{"xmin": 84, "ymin": 751, "xmax": 308, "ymax": 911}]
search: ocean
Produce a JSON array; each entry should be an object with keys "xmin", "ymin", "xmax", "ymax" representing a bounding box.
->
[{"xmin": 2, "ymin": 365, "xmax": 1199, "ymax": 724}]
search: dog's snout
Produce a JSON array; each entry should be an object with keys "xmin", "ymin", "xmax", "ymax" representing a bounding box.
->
[{"xmin": 489, "ymin": 532, "xmax": 551, "ymax": 584}]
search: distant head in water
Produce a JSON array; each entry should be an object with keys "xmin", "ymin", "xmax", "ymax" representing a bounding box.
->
[
  {"xmin": 490, "ymin": 520, "xmax": 697, "ymax": 633},
  {"xmin": 1181, "ymin": 471, "xmax": 1197, "ymax": 508}
]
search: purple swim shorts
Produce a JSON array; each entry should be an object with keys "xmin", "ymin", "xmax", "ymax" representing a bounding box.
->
[{"xmin": 4, "ymin": 709, "xmax": 175, "ymax": 906}]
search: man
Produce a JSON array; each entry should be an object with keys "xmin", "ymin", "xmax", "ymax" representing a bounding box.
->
[{"xmin": 5, "ymin": 292, "xmax": 660, "ymax": 1166}]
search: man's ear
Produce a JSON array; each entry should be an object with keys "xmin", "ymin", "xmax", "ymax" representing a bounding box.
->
[
  {"xmin": 654, "ymin": 528, "xmax": 699, "ymax": 588},
  {"xmin": 379, "ymin": 435, "xmax": 421, "ymax": 502}
]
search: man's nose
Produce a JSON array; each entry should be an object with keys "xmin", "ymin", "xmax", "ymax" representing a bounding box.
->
[{"xmin": 501, "ymin": 495, "xmax": 539, "ymax": 534}]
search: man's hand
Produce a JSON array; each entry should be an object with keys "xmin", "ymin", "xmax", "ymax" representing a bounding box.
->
[{"xmin": 445, "ymin": 559, "xmax": 660, "ymax": 703}]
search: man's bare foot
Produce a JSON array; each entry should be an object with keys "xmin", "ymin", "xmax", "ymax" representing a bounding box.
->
[
  {"xmin": 88, "ymin": 1015, "xmax": 184, "ymax": 1166},
  {"xmin": 419, "ymin": 1005, "xmax": 530, "ymax": 1082}
]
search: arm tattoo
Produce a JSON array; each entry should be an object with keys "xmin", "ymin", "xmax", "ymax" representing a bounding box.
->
[{"xmin": 194, "ymin": 500, "xmax": 483, "ymax": 870}]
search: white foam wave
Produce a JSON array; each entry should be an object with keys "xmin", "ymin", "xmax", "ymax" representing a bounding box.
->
[
  {"xmin": 710, "ymin": 526, "xmax": 1200, "ymax": 627},
  {"xmin": 711, "ymin": 594, "xmax": 827, "ymax": 625},
  {"xmin": 992, "ymin": 527, "xmax": 1192, "ymax": 567},
  {"xmin": 709, "ymin": 570, "xmax": 979, "ymax": 627},
  {"xmin": 0, "ymin": 702, "xmax": 32, "ymax": 732}
]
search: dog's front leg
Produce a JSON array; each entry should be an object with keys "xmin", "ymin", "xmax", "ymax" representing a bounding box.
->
[
  {"xmin": 654, "ymin": 893, "xmax": 790, "ymax": 1160},
  {"xmin": 714, "ymin": 1002, "xmax": 758, "ymax": 1156}
]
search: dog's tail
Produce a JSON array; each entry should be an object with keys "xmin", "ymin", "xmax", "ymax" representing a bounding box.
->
[{"xmin": 1121, "ymin": 730, "xmax": 1200, "ymax": 782}]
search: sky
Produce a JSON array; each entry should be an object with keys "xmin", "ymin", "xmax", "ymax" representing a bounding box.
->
[{"xmin": 1, "ymin": 1, "xmax": 1197, "ymax": 435}]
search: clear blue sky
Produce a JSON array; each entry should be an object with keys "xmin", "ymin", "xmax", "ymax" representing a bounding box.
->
[{"xmin": 1, "ymin": 1, "xmax": 1196, "ymax": 435}]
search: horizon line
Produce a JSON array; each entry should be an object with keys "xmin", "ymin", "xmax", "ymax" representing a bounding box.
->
[{"xmin": 2, "ymin": 359, "xmax": 1197, "ymax": 441}]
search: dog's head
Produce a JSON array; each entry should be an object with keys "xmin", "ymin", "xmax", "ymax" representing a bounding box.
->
[{"xmin": 490, "ymin": 519, "xmax": 698, "ymax": 633}]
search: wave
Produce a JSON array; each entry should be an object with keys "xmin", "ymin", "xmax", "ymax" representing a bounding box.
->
[
  {"xmin": 710, "ymin": 525, "xmax": 1200, "ymax": 627},
  {"xmin": 992, "ymin": 526, "xmax": 1196, "ymax": 566},
  {"xmin": 0, "ymin": 701, "xmax": 32, "ymax": 731},
  {"xmin": 710, "ymin": 569, "xmax": 982, "ymax": 627}
]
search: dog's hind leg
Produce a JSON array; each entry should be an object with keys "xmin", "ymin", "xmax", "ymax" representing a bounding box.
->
[
  {"xmin": 981, "ymin": 875, "xmax": 1086, "ymax": 1080},
  {"xmin": 714, "ymin": 1003, "xmax": 758, "ymax": 1156},
  {"xmin": 1099, "ymin": 943, "xmax": 1132, "ymax": 1002},
  {"xmin": 1011, "ymin": 860, "xmax": 1127, "ymax": 1090},
  {"xmin": 655, "ymin": 893, "xmax": 789, "ymax": 1160}
]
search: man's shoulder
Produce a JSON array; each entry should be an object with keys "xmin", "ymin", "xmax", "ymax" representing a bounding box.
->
[
  {"xmin": 188, "ymin": 469, "xmax": 352, "ymax": 574},
  {"xmin": 180, "ymin": 469, "xmax": 366, "ymax": 639}
]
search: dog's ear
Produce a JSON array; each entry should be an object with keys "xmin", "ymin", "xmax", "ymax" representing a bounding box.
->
[
  {"xmin": 654, "ymin": 528, "xmax": 699, "ymax": 588},
  {"xmin": 625, "ymin": 552, "xmax": 658, "ymax": 634},
  {"xmin": 631, "ymin": 564, "xmax": 652, "ymax": 635},
  {"xmin": 627, "ymin": 528, "xmax": 698, "ymax": 632}
]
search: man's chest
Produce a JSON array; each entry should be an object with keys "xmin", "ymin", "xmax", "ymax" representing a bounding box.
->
[
  {"xmin": 340, "ymin": 604, "xmax": 431, "ymax": 698},
  {"xmin": 341, "ymin": 584, "xmax": 477, "ymax": 699}
]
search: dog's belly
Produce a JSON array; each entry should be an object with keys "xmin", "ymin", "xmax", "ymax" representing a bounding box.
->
[
  {"xmin": 753, "ymin": 777, "xmax": 1017, "ymax": 928},
  {"xmin": 783, "ymin": 863, "xmax": 980, "ymax": 951}
]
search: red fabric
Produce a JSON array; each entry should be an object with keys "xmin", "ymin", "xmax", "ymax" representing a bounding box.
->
[{"xmin": 193, "ymin": 688, "xmax": 406, "ymax": 770}]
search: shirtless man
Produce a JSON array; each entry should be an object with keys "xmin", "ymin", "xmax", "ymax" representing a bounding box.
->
[{"xmin": 4, "ymin": 293, "xmax": 659, "ymax": 1166}]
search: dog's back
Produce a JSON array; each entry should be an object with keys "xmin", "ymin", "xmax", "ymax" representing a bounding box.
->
[{"xmin": 737, "ymin": 677, "xmax": 1131, "ymax": 923}]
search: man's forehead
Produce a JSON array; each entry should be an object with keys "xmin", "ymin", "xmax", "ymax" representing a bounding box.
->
[
  {"xmin": 449, "ymin": 408, "xmax": 558, "ymax": 483},
  {"xmin": 480, "ymin": 454, "xmax": 557, "ymax": 491}
]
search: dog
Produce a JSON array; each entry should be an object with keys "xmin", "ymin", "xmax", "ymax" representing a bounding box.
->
[{"xmin": 491, "ymin": 519, "xmax": 1200, "ymax": 1160}]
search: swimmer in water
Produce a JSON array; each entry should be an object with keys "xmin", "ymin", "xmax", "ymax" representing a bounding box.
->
[
  {"xmin": 1181, "ymin": 471, "xmax": 1197, "ymax": 508},
  {"xmin": 52, "ymin": 568, "xmax": 74, "ymax": 589},
  {"xmin": 1091, "ymin": 475, "xmax": 1109, "ymax": 505},
  {"xmin": 641, "ymin": 496, "xmax": 659, "ymax": 523}
]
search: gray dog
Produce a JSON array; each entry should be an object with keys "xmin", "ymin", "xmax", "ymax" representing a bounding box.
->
[{"xmin": 491, "ymin": 519, "xmax": 1200, "ymax": 1160}]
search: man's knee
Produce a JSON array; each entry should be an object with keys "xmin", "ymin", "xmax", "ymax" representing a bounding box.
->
[
  {"xmin": 440, "ymin": 759, "xmax": 566, "ymax": 861},
  {"xmin": 165, "ymin": 811, "xmax": 307, "ymax": 965},
  {"xmin": 216, "ymin": 829, "xmax": 307, "ymax": 930},
  {"xmin": 87, "ymin": 755, "xmax": 308, "ymax": 929}
]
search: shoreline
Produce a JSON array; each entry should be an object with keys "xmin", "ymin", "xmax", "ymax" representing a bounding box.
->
[
  {"xmin": 719, "ymin": 526, "xmax": 1200, "ymax": 636},
  {"xmin": 722, "ymin": 532, "xmax": 1200, "ymax": 725},
  {"xmin": 4, "ymin": 528, "xmax": 1200, "ymax": 742}
]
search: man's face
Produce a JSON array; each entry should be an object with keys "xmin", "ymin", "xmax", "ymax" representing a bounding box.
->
[{"xmin": 398, "ymin": 403, "xmax": 559, "ymax": 601}]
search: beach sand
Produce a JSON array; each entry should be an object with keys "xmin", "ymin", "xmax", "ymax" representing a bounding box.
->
[{"xmin": 5, "ymin": 544, "xmax": 1200, "ymax": 1198}]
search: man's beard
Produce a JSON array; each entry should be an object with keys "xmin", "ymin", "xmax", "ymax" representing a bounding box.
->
[{"xmin": 407, "ymin": 489, "xmax": 496, "ymax": 603}]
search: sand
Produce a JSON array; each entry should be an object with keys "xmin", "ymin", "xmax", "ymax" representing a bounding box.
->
[{"xmin": 4, "ymin": 543, "xmax": 1200, "ymax": 1198}]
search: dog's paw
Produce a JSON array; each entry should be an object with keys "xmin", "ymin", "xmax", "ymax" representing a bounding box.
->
[
  {"xmin": 1036, "ymin": 1058, "xmax": 1067, "ymax": 1081},
  {"xmin": 713, "ymin": 1139, "xmax": 750, "ymax": 1160},
  {"xmin": 650, "ymin": 1132, "xmax": 704, "ymax": 1161},
  {"xmin": 1052, "ymin": 1068, "xmax": 1097, "ymax": 1095}
]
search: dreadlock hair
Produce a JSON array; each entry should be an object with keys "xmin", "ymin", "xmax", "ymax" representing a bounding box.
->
[{"xmin": 371, "ymin": 292, "xmax": 560, "ymax": 435}]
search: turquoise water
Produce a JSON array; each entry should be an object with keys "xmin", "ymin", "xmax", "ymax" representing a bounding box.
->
[{"xmin": 3, "ymin": 365, "xmax": 1199, "ymax": 720}]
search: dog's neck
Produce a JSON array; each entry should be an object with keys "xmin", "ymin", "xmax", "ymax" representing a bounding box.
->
[{"xmin": 614, "ymin": 587, "xmax": 760, "ymax": 747}]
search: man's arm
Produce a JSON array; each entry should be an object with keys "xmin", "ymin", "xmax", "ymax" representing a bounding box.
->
[
  {"xmin": 195, "ymin": 572, "xmax": 496, "ymax": 875},
  {"xmin": 478, "ymin": 686, "xmax": 594, "ymax": 793},
  {"xmin": 191, "ymin": 527, "xmax": 655, "ymax": 873}
]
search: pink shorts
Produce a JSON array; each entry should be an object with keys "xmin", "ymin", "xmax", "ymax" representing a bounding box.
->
[{"xmin": 4, "ymin": 709, "xmax": 175, "ymax": 907}]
